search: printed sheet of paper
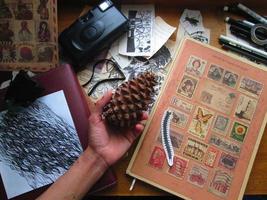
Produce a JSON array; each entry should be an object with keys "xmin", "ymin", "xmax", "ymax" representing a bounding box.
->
[
  {"xmin": 0, "ymin": 0, "xmax": 58, "ymax": 71},
  {"xmin": 177, "ymin": 9, "xmax": 210, "ymax": 45},
  {"xmin": 146, "ymin": 16, "xmax": 176, "ymax": 59},
  {"xmin": 127, "ymin": 39, "xmax": 267, "ymax": 200},
  {"xmin": 119, "ymin": 4, "xmax": 155, "ymax": 57},
  {"xmin": 0, "ymin": 91, "xmax": 82, "ymax": 199}
]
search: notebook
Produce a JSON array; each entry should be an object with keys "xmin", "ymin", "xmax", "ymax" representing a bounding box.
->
[
  {"xmin": 127, "ymin": 38, "xmax": 267, "ymax": 200},
  {"xmin": 0, "ymin": 64, "xmax": 116, "ymax": 200}
]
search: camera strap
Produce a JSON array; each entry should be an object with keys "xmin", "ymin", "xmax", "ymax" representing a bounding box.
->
[{"xmin": 82, "ymin": 59, "xmax": 126, "ymax": 96}]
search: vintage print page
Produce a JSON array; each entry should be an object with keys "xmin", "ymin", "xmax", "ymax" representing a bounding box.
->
[
  {"xmin": 127, "ymin": 39, "xmax": 267, "ymax": 200},
  {"xmin": 0, "ymin": 0, "xmax": 58, "ymax": 71}
]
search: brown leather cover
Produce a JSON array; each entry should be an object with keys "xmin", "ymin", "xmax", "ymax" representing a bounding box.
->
[{"xmin": 0, "ymin": 64, "xmax": 116, "ymax": 200}]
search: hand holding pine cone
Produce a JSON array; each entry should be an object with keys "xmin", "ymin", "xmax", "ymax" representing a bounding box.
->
[{"xmin": 102, "ymin": 72, "xmax": 157, "ymax": 128}]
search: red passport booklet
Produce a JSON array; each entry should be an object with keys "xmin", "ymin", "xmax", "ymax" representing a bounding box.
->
[{"xmin": 0, "ymin": 64, "xmax": 116, "ymax": 200}]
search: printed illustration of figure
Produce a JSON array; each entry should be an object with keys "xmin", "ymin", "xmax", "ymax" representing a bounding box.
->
[
  {"xmin": 0, "ymin": 43, "xmax": 16, "ymax": 62},
  {"xmin": 178, "ymin": 78, "xmax": 196, "ymax": 98},
  {"xmin": 37, "ymin": 46, "xmax": 53, "ymax": 62},
  {"xmin": 0, "ymin": 22, "xmax": 14, "ymax": 42},
  {"xmin": 15, "ymin": 0, "xmax": 33, "ymax": 20},
  {"xmin": 186, "ymin": 57, "xmax": 205, "ymax": 77},
  {"xmin": 208, "ymin": 65, "xmax": 223, "ymax": 81},
  {"xmin": 18, "ymin": 21, "xmax": 32, "ymax": 41},
  {"xmin": 19, "ymin": 46, "xmax": 34, "ymax": 62},
  {"xmin": 222, "ymin": 72, "xmax": 237, "ymax": 88},
  {"xmin": 37, "ymin": 0, "xmax": 49, "ymax": 20},
  {"xmin": 38, "ymin": 21, "xmax": 50, "ymax": 42},
  {"xmin": 0, "ymin": 0, "xmax": 12, "ymax": 18}
]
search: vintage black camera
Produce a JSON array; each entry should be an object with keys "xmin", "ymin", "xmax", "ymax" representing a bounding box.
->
[{"xmin": 59, "ymin": 0, "xmax": 129, "ymax": 69}]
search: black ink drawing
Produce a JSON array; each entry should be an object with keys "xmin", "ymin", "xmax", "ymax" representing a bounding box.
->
[
  {"xmin": 126, "ymin": 9, "xmax": 152, "ymax": 53},
  {"xmin": 184, "ymin": 15, "xmax": 199, "ymax": 27},
  {"xmin": 0, "ymin": 98, "xmax": 82, "ymax": 197}
]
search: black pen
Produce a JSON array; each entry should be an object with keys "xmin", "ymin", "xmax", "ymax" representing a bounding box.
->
[
  {"xmin": 219, "ymin": 35, "xmax": 267, "ymax": 59},
  {"xmin": 221, "ymin": 43, "xmax": 267, "ymax": 65}
]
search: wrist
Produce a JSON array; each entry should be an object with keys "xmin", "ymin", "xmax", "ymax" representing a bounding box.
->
[{"xmin": 82, "ymin": 146, "xmax": 109, "ymax": 172}]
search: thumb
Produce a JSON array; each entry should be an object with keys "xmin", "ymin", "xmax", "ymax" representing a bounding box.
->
[{"xmin": 95, "ymin": 90, "xmax": 113, "ymax": 113}]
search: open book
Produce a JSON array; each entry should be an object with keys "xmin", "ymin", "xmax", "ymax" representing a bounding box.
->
[{"xmin": 127, "ymin": 38, "xmax": 267, "ymax": 200}]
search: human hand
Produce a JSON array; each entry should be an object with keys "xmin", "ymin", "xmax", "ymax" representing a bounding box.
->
[{"xmin": 86, "ymin": 91, "xmax": 148, "ymax": 167}]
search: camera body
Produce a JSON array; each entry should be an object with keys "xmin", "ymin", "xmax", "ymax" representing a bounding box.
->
[{"xmin": 59, "ymin": 0, "xmax": 129, "ymax": 68}]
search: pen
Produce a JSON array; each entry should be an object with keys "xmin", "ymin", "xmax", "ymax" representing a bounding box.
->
[
  {"xmin": 225, "ymin": 17, "xmax": 267, "ymax": 38},
  {"xmin": 219, "ymin": 35, "xmax": 267, "ymax": 59},
  {"xmin": 236, "ymin": 3, "xmax": 267, "ymax": 25},
  {"xmin": 221, "ymin": 43, "xmax": 267, "ymax": 65}
]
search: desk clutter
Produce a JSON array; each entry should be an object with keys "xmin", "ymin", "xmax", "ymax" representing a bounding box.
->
[{"xmin": 0, "ymin": 0, "xmax": 267, "ymax": 199}]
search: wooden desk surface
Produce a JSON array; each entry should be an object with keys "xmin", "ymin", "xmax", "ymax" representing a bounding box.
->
[{"xmin": 58, "ymin": 3, "xmax": 267, "ymax": 196}]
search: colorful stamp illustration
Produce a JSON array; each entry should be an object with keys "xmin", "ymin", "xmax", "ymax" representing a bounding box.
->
[
  {"xmin": 177, "ymin": 74, "xmax": 198, "ymax": 99},
  {"xmin": 148, "ymin": 146, "xmax": 166, "ymax": 170},
  {"xmin": 170, "ymin": 108, "xmax": 189, "ymax": 128},
  {"xmin": 198, "ymin": 80, "xmax": 237, "ymax": 115},
  {"xmin": 183, "ymin": 137, "xmax": 208, "ymax": 162},
  {"xmin": 230, "ymin": 121, "xmax": 248, "ymax": 143},
  {"xmin": 13, "ymin": 1, "xmax": 33, "ymax": 20},
  {"xmin": 239, "ymin": 77, "xmax": 263, "ymax": 98},
  {"xmin": 157, "ymin": 129, "xmax": 184, "ymax": 151},
  {"xmin": 209, "ymin": 170, "xmax": 232, "ymax": 197},
  {"xmin": 37, "ymin": 44, "xmax": 54, "ymax": 62},
  {"xmin": 209, "ymin": 134, "xmax": 241, "ymax": 155},
  {"xmin": 204, "ymin": 147, "xmax": 219, "ymax": 168},
  {"xmin": 185, "ymin": 55, "xmax": 207, "ymax": 77},
  {"xmin": 37, "ymin": 0, "xmax": 50, "ymax": 20},
  {"xmin": 188, "ymin": 107, "xmax": 214, "ymax": 140},
  {"xmin": 0, "ymin": 20, "xmax": 14, "ymax": 42},
  {"xmin": 212, "ymin": 114, "xmax": 230, "ymax": 134},
  {"xmin": 17, "ymin": 44, "xmax": 35, "ymax": 62},
  {"xmin": 0, "ymin": 2, "xmax": 13, "ymax": 19},
  {"xmin": 168, "ymin": 155, "xmax": 188, "ymax": 179},
  {"xmin": 187, "ymin": 165, "xmax": 209, "ymax": 188},
  {"xmin": 170, "ymin": 96, "xmax": 194, "ymax": 113},
  {"xmin": 37, "ymin": 21, "xmax": 51, "ymax": 42},
  {"xmin": 15, "ymin": 20, "xmax": 34, "ymax": 42},
  {"xmin": 235, "ymin": 94, "xmax": 258, "ymax": 123},
  {"xmin": 0, "ymin": 42, "xmax": 16, "ymax": 62},
  {"xmin": 219, "ymin": 152, "xmax": 238, "ymax": 170},
  {"xmin": 222, "ymin": 70, "xmax": 238, "ymax": 88},
  {"xmin": 207, "ymin": 64, "xmax": 224, "ymax": 81}
]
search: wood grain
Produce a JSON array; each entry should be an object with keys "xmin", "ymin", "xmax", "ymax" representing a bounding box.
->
[{"xmin": 58, "ymin": 2, "xmax": 267, "ymax": 195}]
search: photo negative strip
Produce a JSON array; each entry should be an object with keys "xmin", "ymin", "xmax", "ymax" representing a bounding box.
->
[
  {"xmin": 167, "ymin": 155, "xmax": 188, "ymax": 179},
  {"xmin": 209, "ymin": 134, "xmax": 241, "ymax": 155},
  {"xmin": 203, "ymin": 147, "xmax": 219, "ymax": 168},
  {"xmin": 183, "ymin": 137, "xmax": 208, "ymax": 162},
  {"xmin": 157, "ymin": 129, "xmax": 184, "ymax": 151},
  {"xmin": 230, "ymin": 121, "xmax": 248, "ymax": 143},
  {"xmin": 209, "ymin": 170, "xmax": 232, "ymax": 198},
  {"xmin": 207, "ymin": 64, "xmax": 224, "ymax": 81},
  {"xmin": 188, "ymin": 107, "xmax": 214, "ymax": 140},
  {"xmin": 219, "ymin": 152, "xmax": 238, "ymax": 170},
  {"xmin": 212, "ymin": 114, "xmax": 230, "ymax": 135},
  {"xmin": 148, "ymin": 146, "xmax": 166, "ymax": 170},
  {"xmin": 222, "ymin": 70, "xmax": 238, "ymax": 88},
  {"xmin": 235, "ymin": 94, "xmax": 258, "ymax": 123},
  {"xmin": 239, "ymin": 77, "xmax": 263, "ymax": 98},
  {"xmin": 185, "ymin": 55, "xmax": 207, "ymax": 77},
  {"xmin": 170, "ymin": 108, "xmax": 189, "ymax": 129},
  {"xmin": 187, "ymin": 165, "xmax": 209, "ymax": 188},
  {"xmin": 170, "ymin": 96, "xmax": 194, "ymax": 113},
  {"xmin": 177, "ymin": 74, "xmax": 198, "ymax": 99}
]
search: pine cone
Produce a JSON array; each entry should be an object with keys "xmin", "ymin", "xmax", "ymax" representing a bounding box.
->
[{"xmin": 102, "ymin": 72, "xmax": 157, "ymax": 128}]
